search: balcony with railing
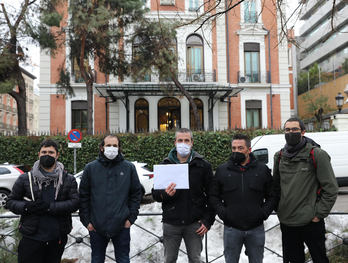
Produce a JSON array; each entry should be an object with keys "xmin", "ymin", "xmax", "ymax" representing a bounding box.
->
[
  {"xmin": 131, "ymin": 71, "xmax": 217, "ymax": 83},
  {"xmin": 237, "ymin": 71, "xmax": 270, "ymax": 84}
]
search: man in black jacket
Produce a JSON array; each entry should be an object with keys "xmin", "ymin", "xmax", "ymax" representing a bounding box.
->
[
  {"xmin": 79, "ymin": 135, "xmax": 142, "ymax": 263},
  {"xmin": 6, "ymin": 139, "xmax": 79, "ymax": 263},
  {"xmin": 210, "ymin": 134, "xmax": 277, "ymax": 263},
  {"xmin": 152, "ymin": 128, "xmax": 215, "ymax": 263}
]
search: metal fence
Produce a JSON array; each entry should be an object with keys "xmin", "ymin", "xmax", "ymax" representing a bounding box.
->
[{"xmin": 1, "ymin": 212, "xmax": 348, "ymax": 262}]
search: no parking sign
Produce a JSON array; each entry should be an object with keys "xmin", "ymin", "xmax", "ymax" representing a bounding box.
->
[
  {"xmin": 67, "ymin": 129, "xmax": 82, "ymax": 174},
  {"xmin": 68, "ymin": 129, "xmax": 82, "ymax": 143}
]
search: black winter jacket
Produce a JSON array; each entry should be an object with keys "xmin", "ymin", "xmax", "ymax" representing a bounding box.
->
[
  {"xmin": 79, "ymin": 154, "xmax": 142, "ymax": 237},
  {"xmin": 152, "ymin": 151, "xmax": 215, "ymax": 228},
  {"xmin": 6, "ymin": 171, "xmax": 79, "ymax": 237},
  {"xmin": 210, "ymin": 154, "xmax": 277, "ymax": 230}
]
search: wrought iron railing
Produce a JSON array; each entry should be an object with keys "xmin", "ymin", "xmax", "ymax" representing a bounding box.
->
[{"xmin": 0, "ymin": 212, "xmax": 347, "ymax": 262}]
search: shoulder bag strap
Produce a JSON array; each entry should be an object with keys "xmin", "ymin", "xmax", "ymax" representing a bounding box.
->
[{"xmin": 28, "ymin": 172, "xmax": 35, "ymax": 201}]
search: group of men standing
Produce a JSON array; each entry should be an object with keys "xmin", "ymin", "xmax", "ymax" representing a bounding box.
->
[{"xmin": 6, "ymin": 117, "xmax": 338, "ymax": 263}]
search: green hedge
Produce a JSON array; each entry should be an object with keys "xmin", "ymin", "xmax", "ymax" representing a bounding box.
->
[{"xmin": 0, "ymin": 129, "xmax": 281, "ymax": 173}]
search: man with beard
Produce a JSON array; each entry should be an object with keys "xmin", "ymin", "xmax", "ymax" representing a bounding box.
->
[
  {"xmin": 273, "ymin": 117, "xmax": 338, "ymax": 262},
  {"xmin": 79, "ymin": 135, "xmax": 142, "ymax": 263},
  {"xmin": 210, "ymin": 133, "xmax": 277, "ymax": 263},
  {"xmin": 152, "ymin": 128, "xmax": 215, "ymax": 263},
  {"xmin": 6, "ymin": 139, "xmax": 79, "ymax": 263}
]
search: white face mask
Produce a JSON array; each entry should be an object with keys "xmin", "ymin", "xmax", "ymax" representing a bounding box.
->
[
  {"xmin": 104, "ymin": 146, "xmax": 118, "ymax": 160},
  {"xmin": 176, "ymin": 143, "xmax": 191, "ymax": 157}
]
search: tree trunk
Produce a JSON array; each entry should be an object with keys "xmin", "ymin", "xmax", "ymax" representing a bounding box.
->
[
  {"xmin": 86, "ymin": 81, "xmax": 94, "ymax": 135},
  {"xmin": 8, "ymin": 60, "xmax": 27, "ymax": 136},
  {"xmin": 79, "ymin": 33, "xmax": 94, "ymax": 135},
  {"xmin": 9, "ymin": 77, "xmax": 27, "ymax": 135},
  {"xmin": 170, "ymin": 72, "xmax": 202, "ymax": 130}
]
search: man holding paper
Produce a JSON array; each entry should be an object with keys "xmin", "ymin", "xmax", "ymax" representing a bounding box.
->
[{"xmin": 152, "ymin": 128, "xmax": 215, "ymax": 263}]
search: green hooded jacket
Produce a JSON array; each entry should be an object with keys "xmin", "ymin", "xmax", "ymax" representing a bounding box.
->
[{"xmin": 273, "ymin": 142, "xmax": 338, "ymax": 227}]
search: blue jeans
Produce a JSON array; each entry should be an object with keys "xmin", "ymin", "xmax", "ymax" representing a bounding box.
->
[
  {"xmin": 89, "ymin": 228, "xmax": 130, "ymax": 263},
  {"xmin": 224, "ymin": 224, "xmax": 265, "ymax": 263}
]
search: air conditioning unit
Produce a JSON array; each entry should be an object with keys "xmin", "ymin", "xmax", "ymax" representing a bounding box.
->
[
  {"xmin": 160, "ymin": 0, "xmax": 175, "ymax": 5},
  {"xmin": 239, "ymin": 76, "xmax": 251, "ymax": 83},
  {"xmin": 192, "ymin": 73, "xmax": 204, "ymax": 82}
]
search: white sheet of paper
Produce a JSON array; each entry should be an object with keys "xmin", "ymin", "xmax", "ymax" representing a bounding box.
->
[{"xmin": 153, "ymin": 163, "xmax": 189, "ymax": 190}]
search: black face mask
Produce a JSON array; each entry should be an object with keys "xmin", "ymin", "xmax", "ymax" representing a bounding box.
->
[
  {"xmin": 231, "ymin": 151, "xmax": 246, "ymax": 164},
  {"xmin": 40, "ymin": 155, "xmax": 56, "ymax": 169},
  {"xmin": 285, "ymin": 132, "xmax": 302, "ymax": 146}
]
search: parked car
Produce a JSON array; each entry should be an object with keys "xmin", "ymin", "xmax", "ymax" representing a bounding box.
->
[
  {"xmin": 0, "ymin": 163, "xmax": 25, "ymax": 207},
  {"xmin": 251, "ymin": 131, "xmax": 348, "ymax": 187},
  {"xmin": 74, "ymin": 161, "xmax": 154, "ymax": 197}
]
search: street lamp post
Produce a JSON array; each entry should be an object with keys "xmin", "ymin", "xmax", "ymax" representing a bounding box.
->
[{"xmin": 335, "ymin": 92, "xmax": 344, "ymax": 113}]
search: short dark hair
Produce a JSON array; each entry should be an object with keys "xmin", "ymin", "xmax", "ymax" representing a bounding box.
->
[
  {"xmin": 100, "ymin": 134, "xmax": 122, "ymax": 152},
  {"xmin": 39, "ymin": 139, "xmax": 59, "ymax": 153},
  {"xmin": 232, "ymin": 134, "xmax": 251, "ymax": 148},
  {"xmin": 175, "ymin": 128, "xmax": 193, "ymax": 141},
  {"xmin": 284, "ymin": 117, "xmax": 306, "ymax": 131}
]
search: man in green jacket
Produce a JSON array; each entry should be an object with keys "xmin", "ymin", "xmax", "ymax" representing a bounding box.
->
[{"xmin": 273, "ymin": 117, "xmax": 338, "ymax": 263}]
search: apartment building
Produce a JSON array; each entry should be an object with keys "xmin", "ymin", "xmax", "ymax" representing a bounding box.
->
[
  {"xmin": 298, "ymin": 0, "xmax": 348, "ymax": 72},
  {"xmin": 39, "ymin": 0, "xmax": 293, "ymax": 133}
]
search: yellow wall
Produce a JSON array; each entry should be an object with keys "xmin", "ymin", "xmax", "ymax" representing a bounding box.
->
[{"xmin": 298, "ymin": 74, "xmax": 348, "ymax": 119}]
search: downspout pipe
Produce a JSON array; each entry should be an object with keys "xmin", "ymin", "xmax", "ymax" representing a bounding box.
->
[
  {"xmin": 264, "ymin": 26, "xmax": 273, "ymax": 129},
  {"xmin": 225, "ymin": 0, "xmax": 231, "ymax": 129}
]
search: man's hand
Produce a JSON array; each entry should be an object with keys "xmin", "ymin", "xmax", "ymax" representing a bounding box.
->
[
  {"xmin": 124, "ymin": 220, "xmax": 131, "ymax": 228},
  {"xmin": 87, "ymin": 223, "xmax": 96, "ymax": 232},
  {"xmin": 24, "ymin": 200, "xmax": 49, "ymax": 215},
  {"xmin": 312, "ymin": 217, "xmax": 320, "ymax": 222},
  {"xmin": 196, "ymin": 221, "xmax": 208, "ymax": 236},
  {"xmin": 165, "ymin": 183, "xmax": 177, "ymax": 197}
]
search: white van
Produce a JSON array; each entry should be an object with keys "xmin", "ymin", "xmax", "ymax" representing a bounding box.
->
[{"xmin": 251, "ymin": 131, "xmax": 348, "ymax": 187}]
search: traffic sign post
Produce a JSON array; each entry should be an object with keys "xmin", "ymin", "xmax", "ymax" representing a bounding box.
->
[{"xmin": 67, "ymin": 129, "xmax": 83, "ymax": 174}]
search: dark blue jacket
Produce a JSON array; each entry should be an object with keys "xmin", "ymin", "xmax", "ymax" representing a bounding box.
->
[{"xmin": 79, "ymin": 153, "xmax": 142, "ymax": 237}]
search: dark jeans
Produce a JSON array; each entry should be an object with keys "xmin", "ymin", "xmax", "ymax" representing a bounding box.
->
[
  {"xmin": 89, "ymin": 228, "xmax": 130, "ymax": 263},
  {"xmin": 163, "ymin": 222, "xmax": 203, "ymax": 263},
  {"xmin": 223, "ymin": 224, "xmax": 265, "ymax": 263},
  {"xmin": 18, "ymin": 236, "xmax": 67, "ymax": 263},
  {"xmin": 280, "ymin": 220, "xmax": 329, "ymax": 263}
]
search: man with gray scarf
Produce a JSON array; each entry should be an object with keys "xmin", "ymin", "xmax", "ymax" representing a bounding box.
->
[{"xmin": 6, "ymin": 139, "xmax": 79, "ymax": 263}]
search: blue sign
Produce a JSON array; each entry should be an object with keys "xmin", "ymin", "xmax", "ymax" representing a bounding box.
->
[{"xmin": 68, "ymin": 129, "xmax": 82, "ymax": 143}]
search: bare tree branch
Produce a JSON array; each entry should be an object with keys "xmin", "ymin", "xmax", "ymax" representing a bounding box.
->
[
  {"xmin": 193, "ymin": 0, "xmax": 246, "ymax": 33},
  {"xmin": 330, "ymin": 0, "xmax": 336, "ymax": 32}
]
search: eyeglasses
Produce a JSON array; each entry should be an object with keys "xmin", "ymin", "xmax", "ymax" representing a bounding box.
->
[{"xmin": 284, "ymin": 127, "xmax": 301, "ymax": 133}]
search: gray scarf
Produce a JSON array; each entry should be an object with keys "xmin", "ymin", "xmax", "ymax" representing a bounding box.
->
[
  {"xmin": 31, "ymin": 160, "xmax": 64, "ymax": 200},
  {"xmin": 282, "ymin": 138, "xmax": 306, "ymax": 158}
]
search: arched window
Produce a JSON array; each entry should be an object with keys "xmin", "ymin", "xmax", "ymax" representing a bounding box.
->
[
  {"xmin": 132, "ymin": 36, "xmax": 151, "ymax": 81},
  {"xmin": 71, "ymin": 101, "xmax": 88, "ymax": 133},
  {"xmin": 135, "ymin": 98, "xmax": 149, "ymax": 132},
  {"xmin": 190, "ymin": 98, "xmax": 204, "ymax": 130},
  {"xmin": 159, "ymin": 38, "xmax": 178, "ymax": 81},
  {"xmin": 158, "ymin": 97, "xmax": 181, "ymax": 131},
  {"xmin": 186, "ymin": 34, "xmax": 204, "ymax": 82}
]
